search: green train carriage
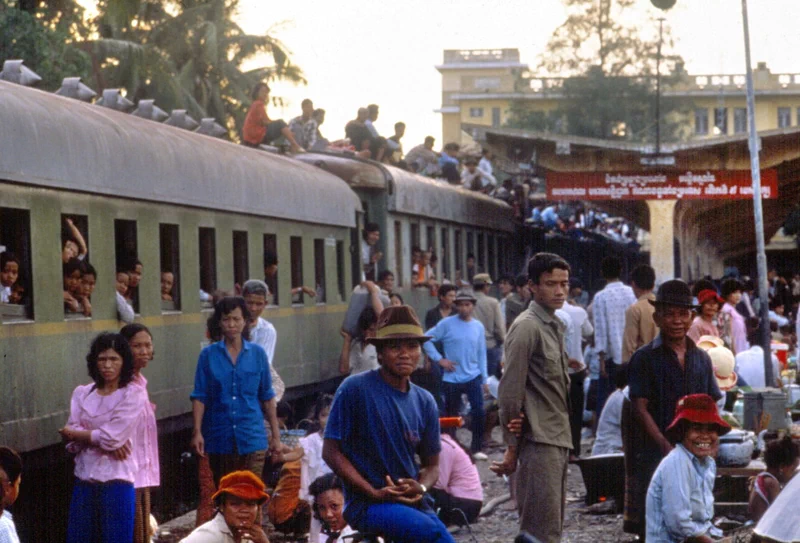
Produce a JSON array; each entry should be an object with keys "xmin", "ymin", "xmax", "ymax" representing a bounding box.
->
[{"xmin": 0, "ymin": 80, "xmax": 361, "ymax": 541}]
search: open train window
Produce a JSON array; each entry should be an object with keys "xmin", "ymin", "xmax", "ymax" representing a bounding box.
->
[
  {"xmin": 233, "ymin": 231, "xmax": 249, "ymax": 289},
  {"xmin": 61, "ymin": 214, "xmax": 90, "ymax": 320},
  {"xmin": 263, "ymin": 234, "xmax": 279, "ymax": 306},
  {"xmin": 0, "ymin": 208, "xmax": 33, "ymax": 322},
  {"xmin": 394, "ymin": 221, "xmax": 403, "ymax": 288},
  {"xmin": 114, "ymin": 219, "xmax": 139, "ymax": 314},
  {"xmin": 466, "ymin": 231, "xmax": 474, "ymax": 268},
  {"xmin": 440, "ymin": 229, "xmax": 450, "ymax": 282},
  {"xmin": 488, "ymin": 234, "xmax": 496, "ymax": 280},
  {"xmin": 314, "ymin": 239, "xmax": 327, "ymax": 304},
  {"xmin": 199, "ymin": 227, "xmax": 216, "ymax": 308},
  {"xmin": 477, "ymin": 233, "xmax": 486, "ymax": 272},
  {"xmin": 426, "ymin": 226, "xmax": 435, "ymax": 252},
  {"xmin": 336, "ymin": 240, "xmax": 345, "ymax": 303},
  {"xmin": 455, "ymin": 230, "xmax": 463, "ymax": 283},
  {"xmin": 290, "ymin": 236, "xmax": 304, "ymax": 305},
  {"xmin": 159, "ymin": 224, "xmax": 180, "ymax": 312}
]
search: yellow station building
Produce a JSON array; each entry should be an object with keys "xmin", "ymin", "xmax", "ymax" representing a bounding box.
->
[{"xmin": 436, "ymin": 48, "xmax": 800, "ymax": 146}]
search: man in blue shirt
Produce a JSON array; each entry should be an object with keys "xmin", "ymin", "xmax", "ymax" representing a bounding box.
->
[
  {"xmin": 423, "ymin": 290, "xmax": 488, "ymax": 459},
  {"xmin": 323, "ymin": 306, "xmax": 454, "ymax": 543}
]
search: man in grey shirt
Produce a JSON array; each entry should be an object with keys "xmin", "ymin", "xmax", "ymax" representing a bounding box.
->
[{"xmin": 472, "ymin": 273, "xmax": 505, "ymax": 378}]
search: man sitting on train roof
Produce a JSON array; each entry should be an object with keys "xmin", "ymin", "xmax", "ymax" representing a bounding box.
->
[
  {"xmin": 242, "ymin": 82, "xmax": 304, "ymax": 153},
  {"xmin": 405, "ymin": 136, "xmax": 439, "ymax": 176},
  {"xmin": 289, "ymin": 98, "xmax": 321, "ymax": 151},
  {"xmin": 438, "ymin": 143, "xmax": 461, "ymax": 184}
]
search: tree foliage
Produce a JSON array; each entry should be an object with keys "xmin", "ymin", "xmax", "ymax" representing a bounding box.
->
[{"xmin": 506, "ymin": 0, "xmax": 690, "ymax": 142}]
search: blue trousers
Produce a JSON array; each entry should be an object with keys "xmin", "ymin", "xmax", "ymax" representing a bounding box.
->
[
  {"xmin": 67, "ymin": 479, "xmax": 135, "ymax": 543},
  {"xmin": 352, "ymin": 501, "xmax": 456, "ymax": 543},
  {"xmin": 442, "ymin": 375, "xmax": 484, "ymax": 453},
  {"xmin": 486, "ymin": 346, "xmax": 503, "ymax": 379}
]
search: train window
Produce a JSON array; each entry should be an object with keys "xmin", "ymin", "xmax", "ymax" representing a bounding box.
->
[
  {"xmin": 114, "ymin": 219, "xmax": 140, "ymax": 313},
  {"xmin": 477, "ymin": 233, "xmax": 486, "ymax": 272},
  {"xmin": 454, "ymin": 229, "xmax": 463, "ymax": 283},
  {"xmin": 263, "ymin": 234, "xmax": 279, "ymax": 306},
  {"xmin": 336, "ymin": 240, "xmax": 345, "ymax": 303},
  {"xmin": 440, "ymin": 228, "xmax": 450, "ymax": 282},
  {"xmin": 410, "ymin": 223, "xmax": 420, "ymax": 252},
  {"xmin": 466, "ymin": 231, "xmax": 474, "ymax": 265},
  {"xmin": 159, "ymin": 224, "xmax": 180, "ymax": 312},
  {"xmin": 290, "ymin": 236, "xmax": 304, "ymax": 305},
  {"xmin": 199, "ymin": 227, "xmax": 217, "ymax": 307},
  {"xmin": 394, "ymin": 221, "xmax": 403, "ymax": 288},
  {"xmin": 314, "ymin": 239, "xmax": 327, "ymax": 304},
  {"xmin": 488, "ymin": 235, "xmax": 496, "ymax": 280},
  {"xmin": 233, "ymin": 230, "xmax": 249, "ymax": 289},
  {"xmin": 0, "ymin": 207, "xmax": 33, "ymax": 322},
  {"xmin": 61, "ymin": 214, "xmax": 90, "ymax": 320},
  {"xmin": 426, "ymin": 226, "xmax": 435, "ymax": 252}
]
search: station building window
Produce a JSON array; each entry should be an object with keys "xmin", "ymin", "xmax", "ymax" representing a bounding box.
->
[
  {"xmin": 0, "ymin": 207, "xmax": 33, "ymax": 321},
  {"xmin": 778, "ymin": 107, "xmax": 791, "ymax": 128},
  {"xmin": 199, "ymin": 227, "xmax": 217, "ymax": 306},
  {"xmin": 713, "ymin": 107, "xmax": 728, "ymax": 135},
  {"xmin": 114, "ymin": 219, "xmax": 139, "ymax": 313},
  {"xmin": 233, "ymin": 230, "xmax": 249, "ymax": 289},
  {"xmin": 159, "ymin": 224, "xmax": 180, "ymax": 311},
  {"xmin": 290, "ymin": 236, "xmax": 304, "ymax": 305},
  {"xmin": 61, "ymin": 214, "xmax": 90, "ymax": 319},
  {"xmin": 492, "ymin": 107, "xmax": 501, "ymax": 128},
  {"xmin": 469, "ymin": 107, "xmax": 484, "ymax": 118},
  {"xmin": 797, "ymin": 107, "xmax": 800, "ymax": 127},
  {"xmin": 394, "ymin": 221, "xmax": 403, "ymax": 288},
  {"xmin": 733, "ymin": 108, "xmax": 747, "ymax": 134},
  {"xmin": 263, "ymin": 234, "xmax": 279, "ymax": 306},
  {"xmin": 336, "ymin": 240, "xmax": 345, "ymax": 303},
  {"xmin": 314, "ymin": 239, "xmax": 327, "ymax": 304},
  {"xmin": 694, "ymin": 108, "xmax": 709, "ymax": 135}
]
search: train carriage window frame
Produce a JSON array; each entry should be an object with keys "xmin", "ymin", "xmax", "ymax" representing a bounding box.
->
[
  {"xmin": 440, "ymin": 228, "xmax": 450, "ymax": 282},
  {"xmin": 198, "ymin": 227, "xmax": 217, "ymax": 309},
  {"xmin": 290, "ymin": 236, "xmax": 304, "ymax": 306},
  {"xmin": 454, "ymin": 229, "xmax": 463, "ymax": 284},
  {"xmin": 0, "ymin": 207, "xmax": 34, "ymax": 323},
  {"xmin": 232, "ymin": 230, "xmax": 249, "ymax": 290},
  {"xmin": 61, "ymin": 214, "xmax": 90, "ymax": 321},
  {"xmin": 477, "ymin": 232, "xmax": 486, "ymax": 273},
  {"xmin": 159, "ymin": 224, "xmax": 181, "ymax": 312},
  {"xmin": 487, "ymin": 234, "xmax": 497, "ymax": 281},
  {"xmin": 394, "ymin": 221, "xmax": 403, "ymax": 288},
  {"xmin": 263, "ymin": 234, "xmax": 279, "ymax": 307},
  {"xmin": 114, "ymin": 219, "xmax": 140, "ymax": 314},
  {"xmin": 336, "ymin": 240, "xmax": 345, "ymax": 303},
  {"xmin": 313, "ymin": 239, "xmax": 327, "ymax": 305}
]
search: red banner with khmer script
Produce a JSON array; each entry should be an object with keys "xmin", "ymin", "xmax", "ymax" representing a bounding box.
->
[{"xmin": 546, "ymin": 169, "xmax": 778, "ymax": 200}]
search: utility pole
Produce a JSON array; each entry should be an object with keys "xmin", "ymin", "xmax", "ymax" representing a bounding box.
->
[
  {"xmin": 655, "ymin": 17, "xmax": 665, "ymax": 154},
  {"xmin": 741, "ymin": 0, "xmax": 774, "ymax": 387}
]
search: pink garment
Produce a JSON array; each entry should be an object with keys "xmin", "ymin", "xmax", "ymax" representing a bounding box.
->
[
  {"xmin": 131, "ymin": 374, "xmax": 160, "ymax": 488},
  {"xmin": 721, "ymin": 303, "xmax": 749, "ymax": 355},
  {"xmin": 65, "ymin": 383, "xmax": 147, "ymax": 484},
  {"xmin": 687, "ymin": 317, "xmax": 719, "ymax": 344},
  {"xmin": 434, "ymin": 434, "xmax": 483, "ymax": 502}
]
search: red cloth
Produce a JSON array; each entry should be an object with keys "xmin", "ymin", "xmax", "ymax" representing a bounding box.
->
[{"xmin": 243, "ymin": 100, "xmax": 269, "ymax": 145}]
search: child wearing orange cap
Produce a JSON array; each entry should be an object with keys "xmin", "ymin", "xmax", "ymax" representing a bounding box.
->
[
  {"xmin": 181, "ymin": 470, "xmax": 270, "ymax": 543},
  {"xmin": 645, "ymin": 393, "xmax": 731, "ymax": 543}
]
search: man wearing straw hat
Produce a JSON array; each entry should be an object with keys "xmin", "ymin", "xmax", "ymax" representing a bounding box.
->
[
  {"xmin": 623, "ymin": 279, "xmax": 723, "ymax": 538},
  {"xmin": 323, "ymin": 306, "xmax": 455, "ymax": 543}
]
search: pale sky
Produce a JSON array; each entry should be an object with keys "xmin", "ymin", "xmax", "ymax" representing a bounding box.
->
[{"xmin": 237, "ymin": 0, "xmax": 800, "ymax": 149}]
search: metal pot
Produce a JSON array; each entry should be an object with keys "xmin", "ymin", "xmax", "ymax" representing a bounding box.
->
[{"xmin": 717, "ymin": 429, "xmax": 755, "ymax": 467}]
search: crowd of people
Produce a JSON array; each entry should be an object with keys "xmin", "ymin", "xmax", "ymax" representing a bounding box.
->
[{"xmin": 529, "ymin": 202, "xmax": 639, "ymax": 243}]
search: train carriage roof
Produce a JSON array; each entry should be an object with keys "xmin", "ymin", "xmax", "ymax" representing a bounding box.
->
[
  {"xmin": 0, "ymin": 82, "xmax": 360, "ymax": 228},
  {"xmin": 295, "ymin": 152, "xmax": 516, "ymax": 233}
]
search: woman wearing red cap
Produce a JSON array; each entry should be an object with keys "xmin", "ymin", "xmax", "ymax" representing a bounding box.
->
[
  {"xmin": 687, "ymin": 289, "xmax": 724, "ymax": 344},
  {"xmin": 181, "ymin": 470, "xmax": 270, "ymax": 543},
  {"xmin": 645, "ymin": 393, "xmax": 731, "ymax": 543}
]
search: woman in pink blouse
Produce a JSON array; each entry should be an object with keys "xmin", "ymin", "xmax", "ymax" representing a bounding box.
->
[
  {"xmin": 429, "ymin": 432, "xmax": 484, "ymax": 526},
  {"xmin": 720, "ymin": 278, "xmax": 750, "ymax": 355},
  {"xmin": 688, "ymin": 289, "xmax": 724, "ymax": 343},
  {"xmin": 121, "ymin": 324, "xmax": 160, "ymax": 543},
  {"xmin": 59, "ymin": 332, "xmax": 147, "ymax": 543}
]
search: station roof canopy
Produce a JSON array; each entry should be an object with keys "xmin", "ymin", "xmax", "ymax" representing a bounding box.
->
[{"xmin": 468, "ymin": 124, "xmax": 800, "ymax": 260}]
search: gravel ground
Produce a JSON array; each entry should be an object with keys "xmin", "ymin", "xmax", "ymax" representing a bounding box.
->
[{"xmin": 156, "ymin": 427, "xmax": 634, "ymax": 542}]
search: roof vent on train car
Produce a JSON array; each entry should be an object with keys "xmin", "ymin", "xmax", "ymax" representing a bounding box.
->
[
  {"xmin": 55, "ymin": 77, "xmax": 97, "ymax": 101},
  {"xmin": 0, "ymin": 60, "xmax": 42, "ymax": 86},
  {"xmin": 195, "ymin": 118, "xmax": 227, "ymax": 138},
  {"xmin": 164, "ymin": 110, "xmax": 199, "ymax": 131},
  {"xmin": 132, "ymin": 99, "xmax": 169, "ymax": 122},
  {"xmin": 96, "ymin": 89, "xmax": 135, "ymax": 111}
]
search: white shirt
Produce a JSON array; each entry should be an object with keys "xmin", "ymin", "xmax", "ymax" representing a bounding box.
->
[
  {"xmin": 0, "ymin": 285, "xmax": 10, "ymax": 303},
  {"xmin": 116, "ymin": 291, "xmax": 135, "ymax": 324},
  {"xmin": 0, "ymin": 511, "xmax": 21, "ymax": 543},
  {"xmin": 592, "ymin": 281, "xmax": 636, "ymax": 365},
  {"xmin": 592, "ymin": 388, "xmax": 625, "ymax": 455},
  {"xmin": 560, "ymin": 303, "xmax": 593, "ymax": 363},
  {"xmin": 735, "ymin": 345, "xmax": 779, "ymax": 389},
  {"xmin": 478, "ymin": 156, "xmax": 493, "ymax": 177},
  {"xmin": 250, "ymin": 316, "xmax": 284, "ymax": 402},
  {"xmin": 349, "ymin": 338, "xmax": 379, "ymax": 375},
  {"xmin": 769, "ymin": 310, "xmax": 789, "ymax": 328},
  {"xmin": 299, "ymin": 433, "xmax": 332, "ymax": 502},
  {"xmin": 315, "ymin": 526, "xmax": 358, "ymax": 543},
  {"xmin": 180, "ymin": 513, "xmax": 251, "ymax": 543}
]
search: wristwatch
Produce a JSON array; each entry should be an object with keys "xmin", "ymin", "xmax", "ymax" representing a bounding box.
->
[{"xmin": 419, "ymin": 483, "xmax": 428, "ymax": 494}]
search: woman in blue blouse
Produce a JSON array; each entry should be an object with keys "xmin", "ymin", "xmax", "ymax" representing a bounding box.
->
[
  {"xmin": 191, "ymin": 296, "xmax": 282, "ymax": 485},
  {"xmin": 645, "ymin": 393, "xmax": 731, "ymax": 543}
]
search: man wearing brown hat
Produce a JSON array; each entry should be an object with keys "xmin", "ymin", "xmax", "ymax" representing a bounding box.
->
[
  {"xmin": 323, "ymin": 306, "xmax": 455, "ymax": 543},
  {"xmin": 623, "ymin": 279, "xmax": 722, "ymax": 538}
]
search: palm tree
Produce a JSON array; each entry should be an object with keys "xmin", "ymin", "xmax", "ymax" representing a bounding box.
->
[{"xmin": 85, "ymin": 0, "xmax": 305, "ymax": 139}]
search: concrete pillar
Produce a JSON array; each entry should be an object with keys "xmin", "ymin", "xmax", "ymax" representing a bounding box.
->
[{"xmin": 646, "ymin": 200, "xmax": 677, "ymax": 284}]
